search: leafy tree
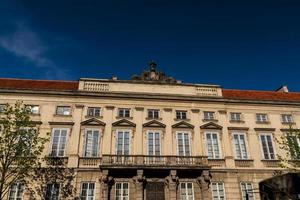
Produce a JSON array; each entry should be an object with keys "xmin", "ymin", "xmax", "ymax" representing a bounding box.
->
[
  {"xmin": 0, "ymin": 101, "xmax": 48, "ymax": 199},
  {"xmin": 277, "ymin": 126, "xmax": 300, "ymax": 170}
]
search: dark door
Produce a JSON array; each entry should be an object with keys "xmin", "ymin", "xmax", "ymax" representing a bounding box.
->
[{"xmin": 146, "ymin": 182, "xmax": 165, "ymax": 200}]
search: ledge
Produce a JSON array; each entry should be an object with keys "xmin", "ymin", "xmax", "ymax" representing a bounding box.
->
[
  {"xmin": 229, "ymin": 120, "xmax": 245, "ymax": 124},
  {"xmin": 228, "ymin": 127, "xmax": 249, "ymax": 131},
  {"xmin": 202, "ymin": 119, "xmax": 218, "ymax": 122},
  {"xmin": 261, "ymin": 159, "xmax": 281, "ymax": 168},
  {"xmin": 254, "ymin": 128, "xmax": 276, "ymax": 131},
  {"xmin": 234, "ymin": 159, "xmax": 254, "ymax": 167},
  {"xmin": 255, "ymin": 121, "xmax": 271, "ymax": 124},
  {"xmin": 53, "ymin": 114, "xmax": 72, "ymax": 118},
  {"xmin": 49, "ymin": 121, "xmax": 75, "ymax": 126}
]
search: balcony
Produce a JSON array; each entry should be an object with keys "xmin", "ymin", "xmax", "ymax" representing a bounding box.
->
[
  {"xmin": 100, "ymin": 155, "xmax": 209, "ymax": 169},
  {"xmin": 79, "ymin": 157, "xmax": 101, "ymax": 168}
]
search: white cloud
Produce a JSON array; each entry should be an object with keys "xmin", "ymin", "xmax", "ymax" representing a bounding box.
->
[{"xmin": 0, "ymin": 24, "xmax": 68, "ymax": 79}]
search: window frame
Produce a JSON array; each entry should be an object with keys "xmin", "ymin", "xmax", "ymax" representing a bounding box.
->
[
  {"xmin": 118, "ymin": 108, "xmax": 131, "ymax": 118},
  {"xmin": 147, "ymin": 109, "xmax": 159, "ymax": 119},
  {"xmin": 232, "ymin": 132, "xmax": 249, "ymax": 159},
  {"xmin": 230, "ymin": 112, "xmax": 242, "ymax": 121},
  {"xmin": 211, "ymin": 182, "xmax": 226, "ymax": 200},
  {"xmin": 115, "ymin": 129, "xmax": 131, "ymax": 155},
  {"xmin": 56, "ymin": 106, "xmax": 71, "ymax": 116},
  {"xmin": 0, "ymin": 104, "xmax": 6, "ymax": 113},
  {"xmin": 80, "ymin": 182, "xmax": 95, "ymax": 200},
  {"xmin": 87, "ymin": 107, "xmax": 101, "ymax": 117},
  {"xmin": 281, "ymin": 114, "xmax": 293, "ymax": 123},
  {"xmin": 83, "ymin": 128, "xmax": 101, "ymax": 157},
  {"xmin": 176, "ymin": 110, "xmax": 187, "ymax": 120},
  {"xmin": 49, "ymin": 128, "xmax": 69, "ymax": 157},
  {"xmin": 45, "ymin": 183, "xmax": 60, "ymax": 200},
  {"xmin": 180, "ymin": 182, "xmax": 194, "ymax": 200},
  {"xmin": 204, "ymin": 111, "xmax": 215, "ymax": 120},
  {"xmin": 25, "ymin": 105, "xmax": 40, "ymax": 114},
  {"xmin": 256, "ymin": 113, "xmax": 268, "ymax": 123},
  {"xmin": 176, "ymin": 131, "xmax": 192, "ymax": 156},
  {"xmin": 147, "ymin": 130, "xmax": 162, "ymax": 156},
  {"xmin": 240, "ymin": 182, "xmax": 255, "ymax": 200},
  {"xmin": 259, "ymin": 133, "xmax": 276, "ymax": 160},
  {"xmin": 205, "ymin": 132, "xmax": 222, "ymax": 159},
  {"xmin": 115, "ymin": 182, "xmax": 129, "ymax": 200},
  {"xmin": 8, "ymin": 182, "xmax": 25, "ymax": 200}
]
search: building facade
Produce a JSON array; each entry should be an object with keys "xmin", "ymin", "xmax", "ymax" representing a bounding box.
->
[{"xmin": 1, "ymin": 63, "xmax": 300, "ymax": 200}]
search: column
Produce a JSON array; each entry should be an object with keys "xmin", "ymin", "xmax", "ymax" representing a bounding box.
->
[
  {"xmin": 165, "ymin": 170, "xmax": 178, "ymax": 200},
  {"xmin": 133, "ymin": 169, "xmax": 145, "ymax": 200},
  {"xmin": 197, "ymin": 170, "xmax": 212, "ymax": 200},
  {"xmin": 100, "ymin": 170, "xmax": 113, "ymax": 200}
]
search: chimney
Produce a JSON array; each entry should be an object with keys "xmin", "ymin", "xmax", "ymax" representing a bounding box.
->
[
  {"xmin": 276, "ymin": 85, "xmax": 289, "ymax": 93},
  {"xmin": 111, "ymin": 76, "xmax": 118, "ymax": 81}
]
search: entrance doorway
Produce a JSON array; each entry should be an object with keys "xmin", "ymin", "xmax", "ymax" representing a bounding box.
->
[{"xmin": 146, "ymin": 182, "xmax": 165, "ymax": 200}]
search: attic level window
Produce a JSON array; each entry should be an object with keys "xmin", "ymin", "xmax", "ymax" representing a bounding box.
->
[
  {"xmin": 87, "ymin": 107, "xmax": 101, "ymax": 117},
  {"xmin": 56, "ymin": 106, "xmax": 71, "ymax": 116},
  {"xmin": 204, "ymin": 111, "xmax": 215, "ymax": 120},
  {"xmin": 256, "ymin": 113, "xmax": 268, "ymax": 123},
  {"xmin": 230, "ymin": 113, "xmax": 241, "ymax": 121},
  {"xmin": 0, "ymin": 104, "xmax": 6, "ymax": 113},
  {"xmin": 118, "ymin": 108, "xmax": 130, "ymax": 118},
  {"xmin": 25, "ymin": 105, "xmax": 39, "ymax": 114},
  {"xmin": 281, "ymin": 114, "xmax": 293, "ymax": 123},
  {"xmin": 176, "ymin": 110, "xmax": 187, "ymax": 120},
  {"xmin": 148, "ymin": 109, "xmax": 159, "ymax": 119}
]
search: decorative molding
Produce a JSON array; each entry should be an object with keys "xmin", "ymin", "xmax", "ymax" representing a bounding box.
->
[
  {"xmin": 81, "ymin": 118, "xmax": 106, "ymax": 126},
  {"xmin": 143, "ymin": 120, "xmax": 166, "ymax": 128},
  {"xmin": 191, "ymin": 109, "xmax": 200, "ymax": 113},
  {"xmin": 172, "ymin": 121, "xmax": 194, "ymax": 129},
  {"xmin": 254, "ymin": 128, "xmax": 276, "ymax": 131},
  {"xmin": 228, "ymin": 127, "xmax": 249, "ymax": 131},
  {"xmin": 163, "ymin": 108, "xmax": 172, "ymax": 112},
  {"xmin": 200, "ymin": 122, "xmax": 223, "ymax": 130},
  {"xmin": 280, "ymin": 128, "xmax": 300, "ymax": 132},
  {"xmin": 75, "ymin": 104, "xmax": 84, "ymax": 108},
  {"xmin": 112, "ymin": 119, "xmax": 136, "ymax": 127},
  {"xmin": 105, "ymin": 106, "xmax": 115, "ymax": 110},
  {"xmin": 49, "ymin": 121, "xmax": 74, "ymax": 126},
  {"xmin": 135, "ymin": 107, "xmax": 144, "ymax": 111},
  {"xmin": 218, "ymin": 110, "xmax": 227, "ymax": 114}
]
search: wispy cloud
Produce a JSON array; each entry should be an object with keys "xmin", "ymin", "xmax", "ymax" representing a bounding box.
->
[{"xmin": 0, "ymin": 24, "xmax": 68, "ymax": 79}]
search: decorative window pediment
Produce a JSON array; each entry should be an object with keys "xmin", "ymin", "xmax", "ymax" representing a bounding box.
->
[
  {"xmin": 112, "ymin": 119, "xmax": 136, "ymax": 127},
  {"xmin": 143, "ymin": 120, "xmax": 166, "ymax": 128},
  {"xmin": 81, "ymin": 118, "xmax": 106, "ymax": 126},
  {"xmin": 200, "ymin": 122, "xmax": 222, "ymax": 130},
  {"xmin": 172, "ymin": 121, "xmax": 194, "ymax": 129}
]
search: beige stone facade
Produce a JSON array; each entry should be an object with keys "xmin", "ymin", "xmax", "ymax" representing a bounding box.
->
[{"xmin": 1, "ymin": 66, "xmax": 300, "ymax": 200}]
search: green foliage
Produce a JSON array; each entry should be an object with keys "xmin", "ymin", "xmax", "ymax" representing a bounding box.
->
[
  {"xmin": 0, "ymin": 101, "xmax": 48, "ymax": 199},
  {"xmin": 277, "ymin": 126, "xmax": 300, "ymax": 171}
]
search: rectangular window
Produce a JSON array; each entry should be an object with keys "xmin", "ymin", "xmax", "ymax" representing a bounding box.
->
[
  {"xmin": 256, "ymin": 114, "xmax": 268, "ymax": 123},
  {"xmin": 177, "ymin": 132, "xmax": 191, "ymax": 156},
  {"xmin": 50, "ymin": 128, "xmax": 68, "ymax": 157},
  {"xmin": 56, "ymin": 106, "xmax": 71, "ymax": 116},
  {"xmin": 116, "ymin": 130, "xmax": 130, "ymax": 155},
  {"xmin": 45, "ymin": 183, "xmax": 60, "ymax": 200},
  {"xmin": 281, "ymin": 114, "xmax": 293, "ymax": 123},
  {"xmin": 176, "ymin": 110, "xmax": 187, "ymax": 120},
  {"xmin": 240, "ymin": 182, "xmax": 254, "ymax": 200},
  {"xmin": 206, "ymin": 132, "xmax": 221, "ymax": 159},
  {"xmin": 9, "ymin": 183, "xmax": 24, "ymax": 200},
  {"xmin": 180, "ymin": 182, "xmax": 194, "ymax": 200},
  {"xmin": 233, "ymin": 133, "xmax": 248, "ymax": 159},
  {"xmin": 230, "ymin": 113, "xmax": 241, "ymax": 121},
  {"xmin": 148, "ymin": 109, "xmax": 159, "ymax": 119},
  {"xmin": 25, "ymin": 105, "xmax": 39, "ymax": 114},
  {"xmin": 118, "ymin": 108, "xmax": 130, "ymax": 118},
  {"xmin": 115, "ymin": 182, "xmax": 129, "ymax": 200},
  {"xmin": 260, "ymin": 134, "xmax": 275, "ymax": 160},
  {"xmin": 87, "ymin": 107, "xmax": 101, "ymax": 117},
  {"xmin": 286, "ymin": 134, "xmax": 300, "ymax": 159},
  {"xmin": 80, "ymin": 182, "xmax": 95, "ymax": 200},
  {"xmin": 84, "ymin": 129, "xmax": 100, "ymax": 157},
  {"xmin": 148, "ymin": 131, "xmax": 161, "ymax": 156},
  {"xmin": 0, "ymin": 104, "xmax": 6, "ymax": 113},
  {"xmin": 212, "ymin": 182, "xmax": 225, "ymax": 200},
  {"xmin": 204, "ymin": 111, "xmax": 215, "ymax": 120}
]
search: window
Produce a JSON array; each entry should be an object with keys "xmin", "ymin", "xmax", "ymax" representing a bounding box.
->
[
  {"xmin": 87, "ymin": 107, "xmax": 101, "ymax": 117},
  {"xmin": 80, "ymin": 182, "xmax": 95, "ymax": 200},
  {"xmin": 286, "ymin": 134, "xmax": 300, "ymax": 159},
  {"xmin": 118, "ymin": 108, "xmax": 130, "ymax": 118},
  {"xmin": 9, "ymin": 183, "xmax": 24, "ymax": 200},
  {"xmin": 176, "ymin": 110, "xmax": 187, "ymax": 120},
  {"xmin": 25, "ymin": 105, "xmax": 39, "ymax": 114},
  {"xmin": 45, "ymin": 183, "xmax": 60, "ymax": 200},
  {"xmin": 84, "ymin": 129, "xmax": 100, "ymax": 157},
  {"xmin": 281, "ymin": 114, "xmax": 293, "ymax": 123},
  {"xmin": 177, "ymin": 132, "xmax": 191, "ymax": 156},
  {"xmin": 148, "ymin": 109, "xmax": 159, "ymax": 119},
  {"xmin": 50, "ymin": 128, "xmax": 68, "ymax": 157},
  {"xmin": 240, "ymin": 182, "xmax": 254, "ymax": 200},
  {"xmin": 115, "ymin": 182, "xmax": 129, "ymax": 200},
  {"xmin": 232, "ymin": 133, "xmax": 248, "ymax": 159},
  {"xmin": 0, "ymin": 104, "xmax": 6, "ymax": 113},
  {"xmin": 116, "ymin": 130, "xmax": 130, "ymax": 155},
  {"xmin": 204, "ymin": 111, "xmax": 215, "ymax": 120},
  {"xmin": 256, "ymin": 114, "xmax": 268, "ymax": 123},
  {"xmin": 148, "ymin": 131, "xmax": 161, "ymax": 156},
  {"xmin": 211, "ymin": 182, "xmax": 225, "ymax": 200},
  {"xmin": 180, "ymin": 182, "xmax": 194, "ymax": 200},
  {"xmin": 260, "ymin": 134, "xmax": 275, "ymax": 160},
  {"xmin": 230, "ymin": 113, "xmax": 241, "ymax": 121},
  {"xmin": 206, "ymin": 132, "xmax": 221, "ymax": 159},
  {"xmin": 56, "ymin": 106, "xmax": 71, "ymax": 115}
]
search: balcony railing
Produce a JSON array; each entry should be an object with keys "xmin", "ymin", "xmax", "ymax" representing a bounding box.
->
[
  {"xmin": 100, "ymin": 154, "xmax": 209, "ymax": 169},
  {"xmin": 79, "ymin": 157, "xmax": 101, "ymax": 167}
]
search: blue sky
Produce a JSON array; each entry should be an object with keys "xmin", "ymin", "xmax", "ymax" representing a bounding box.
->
[{"xmin": 0, "ymin": 0, "xmax": 300, "ymax": 91}]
